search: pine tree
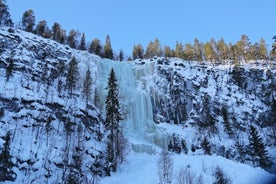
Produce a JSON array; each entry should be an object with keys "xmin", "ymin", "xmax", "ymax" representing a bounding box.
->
[
  {"xmin": 51, "ymin": 22, "xmax": 65, "ymax": 43},
  {"xmin": 270, "ymin": 97, "xmax": 276, "ymax": 125},
  {"xmin": 221, "ymin": 107, "xmax": 234, "ymax": 136},
  {"xmin": 0, "ymin": 0, "xmax": 13, "ymax": 27},
  {"xmin": 175, "ymin": 42, "xmax": 184, "ymax": 59},
  {"xmin": 213, "ymin": 166, "xmax": 231, "ymax": 184},
  {"xmin": 103, "ymin": 35, "xmax": 114, "ymax": 59},
  {"xmin": 5, "ymin": 58, "xmax": 14, "ymax": 82},
  {"xmin": 66, "ymin": 56, "xmax": 79, "ymax": 97},
  {"xmin": 236, "ymin": 34, "xmax": 251, "ymax": 62},
  {"xmin": 145, "ymin": 38, "xmax": 162, "ymax": 58},
  {"xmin": 194, "ymin": 38, "xmax": 203, "ymax": 62},
  {"xmin": 164, "ymin": 46, "xmax": 175, "ymax": 58},
  {"xmin": 67, "ymin": 29, "xmax": 80, "ymax": 49},
  {"xmin": 104, "ymin": 68, "xmax": 122, "ymax": 174},
  {"xmin": 204, "ymin": 41, "xmax": 216, "ymax": 62},
  {"xmin": 132, "ymin": 44, "xmax": 144, "ymax": 59},
  {"xmin": 83, "ymin": 69, "xmax": 92, "ymax": 106},
  {"xmin": 0, "ymin": 131, "xmax": 16, "ymax": 182},
  {"xmin": 68, "ymin": 29, "xmax": 79, "ymax": 49},
  {"xmin": 35, "ymin": 20, "xmax": 51, "ymax": 38},
  {"xmin": 89, "ymin": 38, "xmax": 102, "ymax": 56},
  {"xmin": 21, "ymin": 9, "xmax": 35, "ymax": 32},
  {"xmin": 118, "ymin": 49, "xmax": 124, "ymax": 61},
  {"xmin": 217, "ymin": 38, "xmax": 228, "ymax": 62},
  {"xmin": 248, "ymin": 125, "xmax": 272, "ymax": 169},
  {"xmin": 79, "ymin": 33, "xmax": 86, "ymax": 50},
  {"xmin": 183, "ymin": 43, "xmax": 194, "ymax": 61},
  {"xmin": 258, "ymin": 38, "xmax": 268, "ymax": 60}
]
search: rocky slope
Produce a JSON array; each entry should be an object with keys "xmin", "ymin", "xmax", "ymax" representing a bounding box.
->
[{"xmin": 0, "ymin": 27, "xmax": 276, "ymax": 183}]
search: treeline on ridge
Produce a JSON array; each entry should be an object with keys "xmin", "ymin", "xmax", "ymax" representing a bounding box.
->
[{"xmin": 1, "ymin": 0, "xmax": 276, "ymax": 63}]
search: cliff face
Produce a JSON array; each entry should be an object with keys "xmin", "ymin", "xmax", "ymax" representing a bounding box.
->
[
  {"xmin": 133, "ymin": 57, "xmax": 276, "ymax": 158},
  {"xmin": 0, "ymin": 27, "xmax": 275, "ymax": 183},
  {"xmin": 0, "ymin": 27, "xmax": 105, "ymax": 183}
]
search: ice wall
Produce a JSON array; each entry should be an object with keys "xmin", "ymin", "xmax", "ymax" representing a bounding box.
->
[{"xmin": 96, "ymin": 59, "xmax": 166, "ymax": 154}]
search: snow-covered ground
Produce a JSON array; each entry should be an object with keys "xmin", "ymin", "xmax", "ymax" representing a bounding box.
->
[{"xmin": 101, "ymin": 151, "xmax": 276, "ymax": 184}]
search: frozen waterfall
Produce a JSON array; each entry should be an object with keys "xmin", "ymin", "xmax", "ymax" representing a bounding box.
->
[{"xmin": 96, "ymin": 59, "xmax": 166, "ymax": 154}]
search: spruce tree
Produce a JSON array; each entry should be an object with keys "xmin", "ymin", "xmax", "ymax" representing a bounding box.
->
[
  {"xmin": 248, "ymin": 125, "xmax": 272, "ymax": 169},
  {"xmin": 79, "ymin": 33, "xmax": 86, "ymax": 51},
  {"xmin": 0, "ymin": 131, "xmax": 16, "ymax": 182},
  {"xmin": 66, "ymin": 56, "xmax": 79, "ymax": 97},
  {"xmin": 83, "ymin": 68, "xmax": 92, "ymax": 106},
  {"xmin": 104, "ymin": 68, "xmax": 122, "ymax": 174},
  {"xmin": 21, "ymin": 9, "xmax": 35, "ymax": 32},
  {"xmin": 213, "ymin": 166, "xmax": 231, "ymax": 184},
  {"xmin": 118, "ymin": 49, "xmax": 124, "ymax": 61},
  {"xmin": 221, "ymin": 107, "xmax": 234, "ymax": 136},
  {"xmin": 51, "ymin": 22, "xmax": 64, "ymax": 43},
  {"xmin": 68, "ymin": 29, "xmax": 78, "ymax": 49},
  {"xmin": 5, "ymin": 58, "xmax": 14, "ymax": 82},
  {"xmin": 35, "ymin": 20, "xmax": 50, "ymax": 38},
  {"xmin": 0, "ymin": 0, "xmax": 13, "ymax": 27}
]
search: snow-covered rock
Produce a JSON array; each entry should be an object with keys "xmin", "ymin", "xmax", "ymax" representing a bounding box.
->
[{"xmin": 0, "ymin": 27, "xmax": 276, "ymax": 183}]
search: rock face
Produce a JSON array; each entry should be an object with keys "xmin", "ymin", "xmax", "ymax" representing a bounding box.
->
[
  {"xmin": 0, "ymin": 27, "xmax": 104, "ymax": 183},
  {"xmin": 0, "ymin": 27, "xmax": 275, "ymax": 183}
]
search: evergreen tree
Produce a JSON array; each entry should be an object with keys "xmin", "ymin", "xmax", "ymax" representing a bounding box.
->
[
  {"xmin": 183, "ymin": 43, "xmax": 194, "ymax": 61},
  {"xmin": 51, "ymin": 22, "xmax": 65, "ymax": 43},
  {"xmin": 0, "ymin": 131, "xmax": 16, "ymax": 182},
  {"xmin": 221, "ymin": 107, "xmax": 234, "ymax": 136},
  {"xmin": 213, "ymin": 166, "xmax": 231, "ymax": 184},
  {"xmin": 83, "ymin": 68, "xmax": 92, "ymax": 106},
  {"xmin": 68, "ymin": 29, "xmax": 78, "ymax": 49},
  {"xmin": 248, "ymin": 125, "xmax": 272, "ymax": 169},
  {"xmin": 89, "ymin": 38, "xmax": 102, "ymax": 56},
  {"xmin": 132, "ymin": 44, "xmax": 144, "ymax": 59},
  {"xmin": 272, "ymin": 36, "xmax": 276, "ymax": 59},
  {"xmin": 66, "ymin": 56, "xmax": 79, "ymax": 97},
  {"xmin": 118, "ymin": 49, "xmax": 124, "ymax": 61},
  {"xmin": 164, "ymin": 45, "xmax": 175, "ymax": 58},
  {"xmin": 217, "ymin": 38, "xmax": 228, "ymax": 62},
  {"xmin": 79, "ymin": 32, "xmax": 86, "ymax": 50},
  {"xmin": 258, "ymin": 38, "xmax": 268, "ymax": 60},
  {"xmin": 104, "ymin": 68, "xmax": 122, "ymax": 174},
  {"xmin": 21, "ymin": 9, "xmax": 35, "ymax": 32},
  {"xmin": 204, "ymin": 41, "xmax": 216, "ymax": 62},
  {"xmin": 236, "ymin": 34, "xmax": 251, "ymax": 62},
  {"xmin": 0, "ymin": 0, "xmax": 13, "ymax": 27},
  {"xmin": 103, "ymin": 35, "xmax": 114, "ymax": 59},
  {"xmin": 35, "ymin": 20, "xmax": 51, "ymax": 38},
  {"xmin": 5, "ymin": 58, "xmax": 14, "ymax": 82},
  {"xmin": 228, "ymin": 43, "xmax": 239, "ymax": 64},
  {"xmin": 194, "ymin": 38, "xmax": 203, "ymax": 61},
  {"xmin": 175, "ymin": 42, "xmax": 184, "ymax": 59},
  {"xmin": 270, "ymin": 97, "xmax": 276, "ymax": 124}
]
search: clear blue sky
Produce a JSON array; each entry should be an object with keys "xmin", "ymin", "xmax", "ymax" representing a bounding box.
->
[{"xmin": 7, "ymin": 0, "xmax": 276, "ymax": 56}]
